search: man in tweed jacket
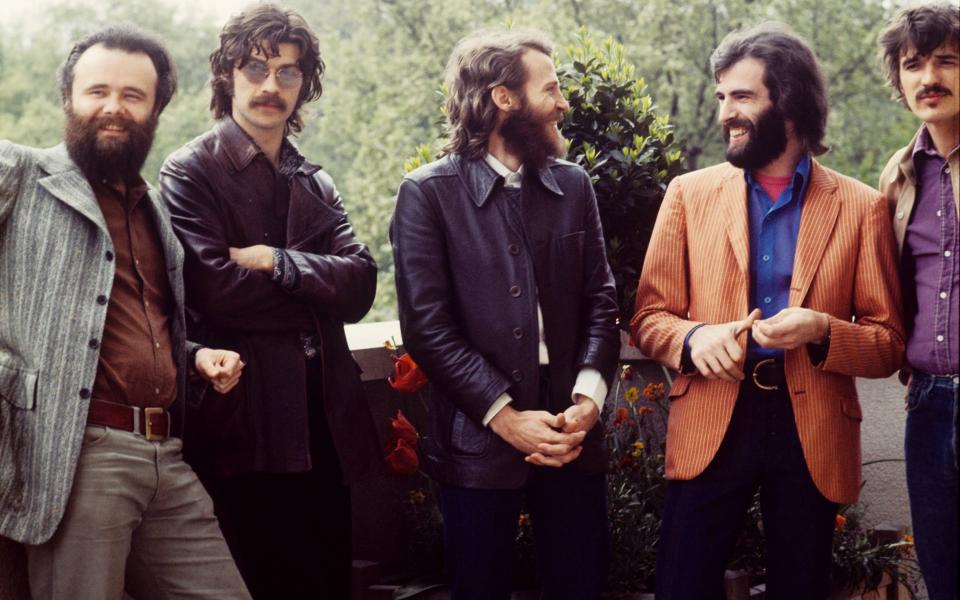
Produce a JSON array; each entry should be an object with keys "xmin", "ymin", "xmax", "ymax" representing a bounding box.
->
[{"xmin": 0, "ymin": 27, "xmax": 249, "ymax": 598}]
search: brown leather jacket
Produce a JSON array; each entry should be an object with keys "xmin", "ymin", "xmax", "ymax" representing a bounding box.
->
[{"xmin": 160, "ymin": 118, "xmax": 378, "ymax": 482}]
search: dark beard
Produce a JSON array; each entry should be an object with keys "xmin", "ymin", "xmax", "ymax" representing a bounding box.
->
[
  {"xmin": 499, "ymin": 101, "xmax": 566, "ymax": 170},
  {"xmin": 723, "ymin": 104, "xmax": 788, "ymax": 171},
  {"xmin": 64, "ymin": 109, "xmax": 157, "ymax": 184}
]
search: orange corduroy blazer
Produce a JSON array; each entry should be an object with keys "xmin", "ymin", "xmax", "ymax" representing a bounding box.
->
[{"xmin": 631, "ymin": 160, "xmax": 905, "ymax": 504}]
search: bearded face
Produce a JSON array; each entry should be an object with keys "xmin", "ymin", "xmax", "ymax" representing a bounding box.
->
[
  {"xmin": 64, "ymin": 107, "xmax": 157, "ymax": 184},
  {"xmin": 723, "ymin": 103, "xmax": 788, "ymax": 171},
  {"xmin": 498, "ymin": 94, "xmax": 567, "ymax": 170}
]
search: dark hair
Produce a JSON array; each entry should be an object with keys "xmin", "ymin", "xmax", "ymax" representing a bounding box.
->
[
  {"xmin": 711, "ymin": 22, "xmax": 829, "ymax": 156},
  {"xmin": 879, "ymin": 3, "xmax": 960, "ymax": 105},
  {"xmin": 58, "ymin": 25, "xmax": 177, "ymax": 115},
  {"xmin": 443, "ymin": 29, "xmax": 553, "ymax": 159},
  {"xmin": 209, "ymin": 3, "xmax": 323, "ymax": 136}
]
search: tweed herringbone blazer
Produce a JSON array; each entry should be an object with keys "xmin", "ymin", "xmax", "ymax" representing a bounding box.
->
[
  {"xmin": 631, "ymin": 160, "xmax": 904, "ymax": 504},
  {"xmin": 0, "ymin": 142, "xmax": 189, "ymax": 544}
]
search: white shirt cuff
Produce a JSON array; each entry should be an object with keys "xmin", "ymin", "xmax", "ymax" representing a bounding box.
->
[
  {"xmin": 482, "ymin": 393, "xmax": 513, "ymax": 427},
  {"xmin": 571, "ymin": 367, "xmax": 607, "ymax": 413}
]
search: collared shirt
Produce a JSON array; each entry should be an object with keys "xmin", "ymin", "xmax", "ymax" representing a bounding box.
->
[
  {"xmin": 905, "ymin": 128, "xmax": 959, "ymax": 374},
  {"xmin": 482, "ymin": 153, "xmax": 607, "ymax": 424},
  {"xmin": 91, "ymin": 179, "xmax": 177, "ymax": 408},
  {"xmin": 745, "ymin": 153, "xmax": 811, "ymax": 363}
]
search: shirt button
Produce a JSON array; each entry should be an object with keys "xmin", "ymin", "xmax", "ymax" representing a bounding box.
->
[
  {"xmin": 511, "ymin": 369, "xmax": 523, "ymax": 382},
  {"xmin": 764, "ymin": 297, "xmax": 772, "ymax": 304},
  {"xmin": 937, "ymin": 335, "xmax": 945, "ymax": 342},
  {"xmin": 105, "ymin": 251, "xmax": 114, "ymax": 261},
  {"xmin": 945, "ymin": 251, "xmax": 952, "ymax": 257},
  {"xmin": 762, "ymin": 255, "xmax": 770, "ymax": 262},
  {"xmin": 88, "ymin": 338, "xmax": 99, "ymax": 350},
  {"xmin": 264, "ymin": 233, "xmax": 269, "ymax": 238},
  {"xmin": 134, "ymin": 258, "xmax": 140, "ymax": 266},
  {"xmin": 79, "ymin": 388, "xmax": 91, "ymax": 399},
  {"xmin": 96, "ymin": 294, "xmax": 108, "ymax": 305},
  {"xmin": 509, "ymin": 285, "xmax": 522, "ymax": 298},
  {"xmin": 512, "ymin": 327, "xmax": 523, "ymax": 340},
  {"xmin": 937, "ymin": 210, "xmax": 943, "ymax": 217},
  {"xmin": 896, "ymin": 210, "xmax": 905, "ymax": 220},
  {"xmin": 941, "ymin": 291, "xmax": 948, "ymax": 299},
  {"xmin": 144, "ymin": 300, "xmax": 150, "ymax": 308},
  {"xmin": 154, "ymin": 388, "xmax": 160, "ymax": 395}
]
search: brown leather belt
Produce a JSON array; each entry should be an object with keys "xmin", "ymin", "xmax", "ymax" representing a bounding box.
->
[{"xmin": 86, "ymin": 399, "xmax": 170, "ymax": 441}]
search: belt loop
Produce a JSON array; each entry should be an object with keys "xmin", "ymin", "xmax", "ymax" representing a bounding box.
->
[{"xmin": 131, "ymin": 405, "xmax": 141, "ymax": 434}]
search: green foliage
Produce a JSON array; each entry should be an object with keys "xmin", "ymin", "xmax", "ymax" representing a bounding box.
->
[
  {"xmin": 559, "ymin": 30, "xmax": 685, "ymax": 325},
  {"xmin": 0, "ymin": 0, "xmax": 925, "ymax": 325}
]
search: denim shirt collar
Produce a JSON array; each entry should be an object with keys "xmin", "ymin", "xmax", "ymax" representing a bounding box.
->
[{"xmin": 744, "ymin": 152, "xmax": 811, "ymax": 208}]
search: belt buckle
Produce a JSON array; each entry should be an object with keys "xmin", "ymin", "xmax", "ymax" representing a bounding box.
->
[
  {"xmin": 143, "ymin": 407, "xmax": 168, "ymax": 441},
  {"xmin": 752, "ymin": 358, "xmax": 779, "ymax": 391}
]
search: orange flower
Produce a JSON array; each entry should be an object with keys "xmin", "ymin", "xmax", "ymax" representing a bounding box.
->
[
  {"xmin": 385, "ymin": 438, "xmax": 419, "ymax": 475},
  {"xmin": 901, "ymin": 533, "xmax": 914, "ymax": 545},
  {"xmin": 835, "ymin": 514, "xmax": 846, "ymax": 531},
  {"xmin": 642, "ymin": 382, "xmax": 665, "ymax": 402},
  {"xmin": 614, "ymin": 407, "xmax": 630, "ymax": 425},
  {"xmin": 518, "ymin": 513, "xmax": 530, "ymax": 526},
  {"xmin": 390, "ymin": 409, "xmax": 418, "ymax": 447},
  {"xmin": 388, "ymin": 353, "xmax": 428, "ymax": 392}
]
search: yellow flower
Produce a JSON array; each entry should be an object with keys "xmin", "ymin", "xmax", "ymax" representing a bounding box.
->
[
  {"xmin": 625, "ymin": 387, "xmax": 639, "ymax": 404},
  {"xmin": 631, "ymin": 448, "xmax": 642, "ymax": 458},
  {"xmin": 633, "ymin": 440, "xmax": 644, "ymax": 450}
]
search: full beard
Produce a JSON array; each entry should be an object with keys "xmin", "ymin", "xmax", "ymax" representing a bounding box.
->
[
  {"xmin": 724, "ymin": 104, "xmax": 788, "ymax": 171},
  {"xmin": 499, "ymin": 101, "xmax": 566, "ymax": 170},
  {"xmin": 64, "ymin": 109, "xmax": 157, "ymax": 184}
]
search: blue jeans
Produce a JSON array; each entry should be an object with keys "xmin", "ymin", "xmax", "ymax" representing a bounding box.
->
[{"xmin": 905, "ymin": 371, "xmax": 959, "ymax": 600}]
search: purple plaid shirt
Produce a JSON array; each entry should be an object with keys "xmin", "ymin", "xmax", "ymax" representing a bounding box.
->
[{"xmin": 904, "ymin": 128, "xmax": 959, "ymax": 375}]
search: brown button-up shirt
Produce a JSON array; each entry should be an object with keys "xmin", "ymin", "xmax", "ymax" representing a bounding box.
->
[{"xmin": 91, "ymin": 179, "xmax": 177, "ymax": 408}]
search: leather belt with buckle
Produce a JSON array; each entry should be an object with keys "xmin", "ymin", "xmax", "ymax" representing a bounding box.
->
[
  {"xmin": 748, "ymin": 358, "xmax": 785, "ymax": 392},
  {"xmin": 87, "ymin": 399, "xmax": 170, "ymax": 441}
]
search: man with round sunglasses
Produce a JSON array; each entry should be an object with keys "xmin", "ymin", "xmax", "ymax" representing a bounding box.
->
[{"xmin": 159, "ymin": 4, "xmax": 379, "ymax": 598}]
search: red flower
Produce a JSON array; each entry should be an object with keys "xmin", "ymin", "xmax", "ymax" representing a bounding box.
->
[
  {"xmin": 613, "ymin": 407, "xmax": 630, "ymax": 426},
  {"xmin": 385, "ymin": 438, "xmax": 419, "ymax": 475},
  {"xmin": 388, "ymin": 353, "xmax": 428, "ymax": 392},
  {"xmin": 835, "ymin": 514, "xmax": 847, "ymax": 531},
  {"xmin": 390, "ymin": 409, "xmax": 418, "ymax": 447}
]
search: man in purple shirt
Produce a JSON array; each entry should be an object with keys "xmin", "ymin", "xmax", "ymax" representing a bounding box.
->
[{"xmin": 879, "ymin": 5, "xmax": 959, "ymax": 599}]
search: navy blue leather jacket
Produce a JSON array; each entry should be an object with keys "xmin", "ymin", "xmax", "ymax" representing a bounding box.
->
[{"xmin": 391, "ymin": 154, "xmax": 619, "ymax": 489}]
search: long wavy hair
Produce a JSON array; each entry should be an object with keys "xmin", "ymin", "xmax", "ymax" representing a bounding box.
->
[
  {"xmin": 442, "ymin": 29, "xmax": 552, "ymax": 159},
  {"xmin": 209, "ymin": 3, "xmax": 323, "ymax": 136},
  {"xmin": 711, "ymin": 22, "xmax": 829, "ymax": 156},
  {"xmin": 879, "ymin": 3, "xmax": 960, "ymax": 106}
]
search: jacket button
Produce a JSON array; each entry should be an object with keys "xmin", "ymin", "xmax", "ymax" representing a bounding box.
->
[
  {"xmin": 512, "ymin": 327, "xmax": 523, "ymax": 339},
  {"xmin": 511, "ymin": 369, "xmax": 523, "ymax": 382},
  {"xmin": 105, "ymin": 251, "xmax": 114, "ymax": 261},
  {"xmin": 508, "ymin": 243, "xmax": 520, "ymax": 256},
  {"xmin": 79, "ymin": 388, "xmax": 91, "ymax": 399},
  {"xmin": 88, "ymin": 338, "xmax": 99, "ymax": 350},
  {"xmin": 509, "ymin": 285, "xmax": 522, "ymax": 297},
  {"xmin": 96, "ymin": 294, "xmax": 108, "ymax": 305}
]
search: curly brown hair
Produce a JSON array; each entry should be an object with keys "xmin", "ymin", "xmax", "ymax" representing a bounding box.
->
[
  {"xmin": 209, "ymin": 3, "xmax": 323, "ymax": 135},
  {"xmin": 442, "ymin": 29, "xmax": 553, "ymax": 159}
]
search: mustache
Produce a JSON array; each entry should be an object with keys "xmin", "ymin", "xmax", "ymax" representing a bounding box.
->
[
  {"xmin": 250, "ymin": 95, "xmax": 287, "ymax": 110},
  {"xmin": 916, "ymin": 85, "xmax": 952, "ymax": 100}
]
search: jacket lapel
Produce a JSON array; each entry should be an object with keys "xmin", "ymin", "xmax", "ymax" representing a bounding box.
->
[
  {"xmin": 719, "ymin": 166, "xmax": 750, "ymax": 275},
  {"xmin": 789, "ymin": 160, "xmax": 839, "ymax": 306},
  {"xmin": 37, "ymin": 144, "xmax": 108, "ymax": 234}
]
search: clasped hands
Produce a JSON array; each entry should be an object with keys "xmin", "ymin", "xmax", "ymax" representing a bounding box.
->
[
  {"xmin": 489, "ymin": 395, "xmax": 599, "ymax": 468},
  {"xmin": 688, "ymin": 307, "xmax": 830, "ymax": 382}
]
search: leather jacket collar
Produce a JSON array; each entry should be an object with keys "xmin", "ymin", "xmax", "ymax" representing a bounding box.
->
[
  {"xmin": 450, "ymin": 153, "xmax": 565, "ymax": 207},
  {"xmin": 213, "ymin": 117, "xmax": 322, "ymax": 177}
]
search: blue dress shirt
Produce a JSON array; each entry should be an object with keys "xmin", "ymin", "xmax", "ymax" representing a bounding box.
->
[{"xmin": 745, "ymin": 153, "xmax": 811, "ymax": 363}]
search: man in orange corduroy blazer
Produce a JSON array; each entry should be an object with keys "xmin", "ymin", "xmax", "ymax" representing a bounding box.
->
[{"xmin": 631, "ymin": 23, "xmax": 904, "ymax": 600}]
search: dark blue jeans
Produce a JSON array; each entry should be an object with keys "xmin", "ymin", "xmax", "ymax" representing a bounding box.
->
[
  {"xmin": 905, "ymin": 371, "xmax": 959, "ymax": 600},
  {"xmin": 439, "ymin": 467, "xmax": 609, "ymax": 600},
  {"xmin": 656, "ymin": 382, "xmax": 837, "ymax": 600}
]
